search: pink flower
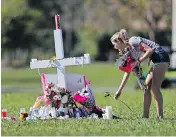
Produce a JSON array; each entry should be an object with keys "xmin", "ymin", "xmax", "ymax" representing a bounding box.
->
[{"xmin": 73, "ymin": 94, "xmax": 87, "ymax": 103}]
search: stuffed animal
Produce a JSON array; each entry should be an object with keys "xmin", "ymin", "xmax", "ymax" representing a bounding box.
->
[{"xmin": 19, "ymin": 112, "xmax": 28, "ymax": 121}]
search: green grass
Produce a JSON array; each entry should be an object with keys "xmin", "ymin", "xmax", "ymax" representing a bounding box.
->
[
  {"xmin": 2, "ymin": 62, "xmax": 176, "ymax": 88},
  {"xmin": 1, "ymin": 90, "xmax": 176, "ymax": 136},
  {"xmin": 1, "ymin": 63, "xmax": 176, "ymax": 136},
  {"xmin": 1, "ymin": 62, "xmax": 135, "ymax": 88}
]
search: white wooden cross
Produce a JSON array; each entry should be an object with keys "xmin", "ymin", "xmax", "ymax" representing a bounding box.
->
[{"xmin": 30, "ymin": 15, "xmax": 91, "ymax": 89}]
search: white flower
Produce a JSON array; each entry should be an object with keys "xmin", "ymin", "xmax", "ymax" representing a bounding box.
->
[
  {"xmin": 47, "ymin": 89, "xmax": 51, "ymax": 94},
  {"xmin": 61, "ymin": 95, "xmax": 68, "ymax": 104},
  {"xmin": 80, "ymin": 92, "xmax": 85, "ymax": 96},
  {"xmin": 56, "ymin": 88, "xmax": 62, "ymax": 93},
  {"xmin": 45, "ymin": 85, "xmax": 48, "ymax": 91},
  {"xmin": 53, "ymin": 95, "xmax": 59, "ymax": 100},
  {"xmin": 84, "ymin": 93, "xmax": 90, "ymax": 98},
  {"xmin": 51, "ymin": 86, "xmax": 57, "ymax": 92},
  {"xmin": 58, "ymin": 94, "xmax": 62, "ymax": 100}
]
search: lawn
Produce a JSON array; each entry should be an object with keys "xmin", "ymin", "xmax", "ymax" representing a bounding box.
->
[
  {"xmin": 1, "ymin": 62, "xmax": 152, "ymax": 88},
  {"xmin": 1, "ymin": 90, "xmax": 176, "ymax": 136},
  {"xmin": 2, "ymin": 62, "xmax": 175, "ymax": 88},
  {"xmin": 1, "ymin": 62, "xmax": 176, "ymax": 136}
]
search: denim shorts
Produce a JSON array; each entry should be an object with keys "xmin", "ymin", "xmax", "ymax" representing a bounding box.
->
[
  {"xmin": 151, "ymin": 51, "xmax": 170, "ymax": 64},
  {"xmin": 152, "ymin": 62, "xmax": 170, "ymax": 69}
]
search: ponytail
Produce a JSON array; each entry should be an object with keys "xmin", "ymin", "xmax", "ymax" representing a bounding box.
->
[{"xmin": 110, "ymin": 29, "xmax": 129, "ymax": 45}]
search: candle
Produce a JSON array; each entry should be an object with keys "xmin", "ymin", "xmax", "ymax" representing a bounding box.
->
[
  {"xmin": 102, "ymin": 114, "xmax": 107, "ymax": 119},
  {"xmin": 20, "ymin": 108, "xmax": 25, "ymax": 116},
  {"xmin": 51, "ymin": 107, "xmax": 56, "ymax": 118},
  {"xmin": 2, "ymin": 108, "xmax": 7, "ymax": 118},
  {"xmin": 106, "ymin": 106, "xmax": 112, "ymax": 120}
]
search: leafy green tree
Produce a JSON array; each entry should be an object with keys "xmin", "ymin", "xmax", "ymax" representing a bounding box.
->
[
  {"xmin": 121, "ymin": 0, "xmax": 171, "ymax": 42},
  {"xmin": 2, "ymin": 0, "xmax": 42, "ymax": 65},
  {"xmin": 26, "ymin": 0, "xmax": 83, "ymax": 57},
  {"xmin": 1, "ymin": 0, "xmax": 172, "ymax": 65}
]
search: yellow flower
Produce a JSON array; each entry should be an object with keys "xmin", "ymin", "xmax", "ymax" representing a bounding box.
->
[{"xmin": 50, "ymin": 56, "xmax": 56, "ymax": 63}]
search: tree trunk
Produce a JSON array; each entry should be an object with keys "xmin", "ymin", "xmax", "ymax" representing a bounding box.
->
[
  {"xmin": 148, "ymin": 28, "xmax": 156, "ymax": 41},
  {"xmin": 26, "ymin": 48, "xmax": 32, "ymax": 65},
  {"xmin": 8, "ymin": 50, "xmax": 15, "ymax": 67},
  {"xmin": 145, "ymin": 6, "xmax": 156, "ymax": 41}
]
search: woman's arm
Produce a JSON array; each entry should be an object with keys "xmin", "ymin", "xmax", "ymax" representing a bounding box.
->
[
  {"xmin": 114, "ymin": 72, "xmax": 130, "ymax": 99},
  {"xmin": 138, "ymin": 43, "xmax": 154, "ymax": 62}
]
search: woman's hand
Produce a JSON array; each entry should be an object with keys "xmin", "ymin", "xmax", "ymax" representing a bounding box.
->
[{"xmin": 114, "ymin": 91, "xmax": 122, "ymax": 100}]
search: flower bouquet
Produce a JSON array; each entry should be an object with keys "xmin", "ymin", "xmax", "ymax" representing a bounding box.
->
[
  {"xmin": 115, "ymin": 47, "xmax": 147, "ymax": 92},
  {"xmin": 29, "ymin": 83, "xmax": 105, "ymax": 120}
]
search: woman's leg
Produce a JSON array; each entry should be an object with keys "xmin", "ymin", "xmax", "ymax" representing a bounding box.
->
[
  {"xmin": 151, "ymin": 63, "xmax": 168, "ymax": 119},
  {"xmin": 142, "ymin": 69, "xmax": 153, "ymax": 118}
]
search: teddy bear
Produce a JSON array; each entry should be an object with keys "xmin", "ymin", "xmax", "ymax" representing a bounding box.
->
[{"xmin": 19, "ymin": 112, "xmax": 28, "ymax": 120}]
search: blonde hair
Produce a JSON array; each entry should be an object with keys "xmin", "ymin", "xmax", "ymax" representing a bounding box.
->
[{"xmin": 110, "ymin": 29, "xmax": 129, "ymax": 45}]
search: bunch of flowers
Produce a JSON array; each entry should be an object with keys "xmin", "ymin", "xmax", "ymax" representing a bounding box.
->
[
  {"xmin": 73, "ymin": 86, "xmax": 95, "ymax": 109},
  {"xmin": 44, "ymin": 83, "xmax": 75, "ymax": 109},
  {"xmin": 44, "ymin": 83, "xmax": 103, "ymax": 118},
  {"xmin": 115, "ymin": 46, "xmax": 141, "ymax": 72},
  {"xmin": 30, "ymin": 82, "xmax": 104, "ymax": 119},
  {"xmin": 115, "ymin": 46, "xmax": 146, "ymax": 91}
]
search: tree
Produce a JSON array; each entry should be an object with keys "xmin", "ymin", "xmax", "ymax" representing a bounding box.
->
[
  {"xmin": 121, "ymin": 0, "xmax": 172, "ymax": 42},
  {"xmin": 26, "ymin": 0, "xmax": 83, "ymax": 57},
  {"xmin": 95, "ymin": 34, "xmax": 115, "ymax": 61},
  {"xmin": 2, "ymin": 0, "xmax": 42, "ymax": 65}
]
